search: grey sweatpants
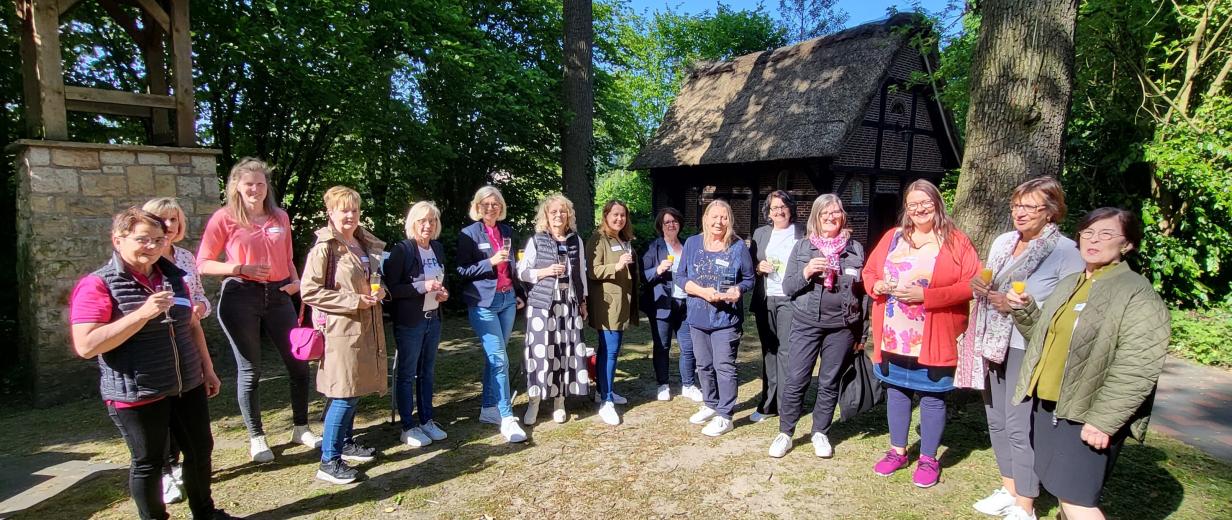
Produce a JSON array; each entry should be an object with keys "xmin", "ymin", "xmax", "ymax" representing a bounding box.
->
[{"xmin": 982, "ymin": 347, "xmax": 1039, "ymax": 498}]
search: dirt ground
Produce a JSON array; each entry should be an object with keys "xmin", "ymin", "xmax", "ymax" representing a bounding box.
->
[{"xmin": 2, "ymin": 312, "xmax": 1229, "ymax": 519}]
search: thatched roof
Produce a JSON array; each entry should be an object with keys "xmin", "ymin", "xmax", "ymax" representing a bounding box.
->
[{"xmin": 631, "ymin": 14, "xmax": 924, "ymax": 170}]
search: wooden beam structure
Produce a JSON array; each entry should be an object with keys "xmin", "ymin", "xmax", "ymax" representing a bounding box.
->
[{"xmin": 17, "ymin": 0, "xmax": 198, "ymax": 146}]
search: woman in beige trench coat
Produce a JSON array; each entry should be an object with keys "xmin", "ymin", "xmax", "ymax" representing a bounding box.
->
[{"xmin": 300, "ymin": 186, "xmax": 388, "ymax": 485}]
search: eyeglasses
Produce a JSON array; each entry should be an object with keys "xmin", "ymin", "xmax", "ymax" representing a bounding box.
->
[
  {"xmin": 1011, "ymin": 203, "xmax": 1047, "ymax": 214},
  {"xmin": 906, "ymin": 201, "xmax": 935, "ymax": 211},
  {"xmin": 769, "ymin": 205, "xmax": 789, "ymax": 212},
  {"xmin": 662, "ymin": 220, "xmax": 679, "ymax": 226},
  {"xmin": 126, "ymin": 236, "xmax": 167, "ymax": 248},
  {"xmin": 1078, "ymin": 229, "xmax": 1124, "ymax": 241},
  {"xmin": 480, "ymin": 202, "xmax": 502, "ymax": 209},
  {"xmin": 820, "ymin": 210, "xmax": 843, "ymax": 218}
]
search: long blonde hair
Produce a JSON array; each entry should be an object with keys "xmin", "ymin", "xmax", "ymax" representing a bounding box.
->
[
  {"xmin": 899, "ymin": 179, "xmax": 955, "ymax": 247},
  {"xmin": 533, "ymin": 194, "xmax": 577, "ymax": 234},
  {"xmin": 224, "ymin": 157, "xmax": 279, "ymax": 226},
  {"xmin": 701, "ymin": 199, "xmax": 737, "ymax": 246},
  {"xmin": 405, "ymin": 201, "xmax": 442, "ymax": 240}
]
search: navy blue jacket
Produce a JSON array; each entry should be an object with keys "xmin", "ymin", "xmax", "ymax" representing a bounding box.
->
[
  {"xmin": 640, "ymin": 237, "xmax": 683, "ymax": 319},
  {"xmin": 675, "ymin": 235, "xmax": 755, "ymax": 331},
  {"xmin": 455, "ymin": 221, "xmax": 525, "ymax": 307},
  {"xmin": 385, "ymin": 238, "xmax": 447, "ymax": 327}
]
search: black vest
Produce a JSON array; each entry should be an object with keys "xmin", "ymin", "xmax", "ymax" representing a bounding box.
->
[
  {"xmin": 527, "ymin": 232, "xmax": 585, "ymax": 309},
  {"xmin": 92, "ymin": 253, "xmax": 202, "ymax": 402}
]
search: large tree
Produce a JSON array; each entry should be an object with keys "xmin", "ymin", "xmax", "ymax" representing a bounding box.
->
[
  {"xmin": 777, "ymin": 0, "xmax": 847, "ymax": 43},
  {"xmin": 563, "ymin": 0, "xmax": 595, "ymax": 234},
  {"xmin": 950, "ymin": 0, "xmax": 1079, "ymax": 253}
]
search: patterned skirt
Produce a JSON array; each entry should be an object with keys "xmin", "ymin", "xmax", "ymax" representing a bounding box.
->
[{"xmin": 524, "ymin": 286, "xmax": 590, "ymax": 398}]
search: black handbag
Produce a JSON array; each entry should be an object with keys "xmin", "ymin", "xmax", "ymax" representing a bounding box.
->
[{"xmin": 838, "ymin": 349, "xmax": 885, "ymax": 422}]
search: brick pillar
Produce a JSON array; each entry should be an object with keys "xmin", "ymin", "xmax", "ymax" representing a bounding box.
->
[{"xmin": 8, "ymin": 140, "xmax": 221, "ymax": 406}]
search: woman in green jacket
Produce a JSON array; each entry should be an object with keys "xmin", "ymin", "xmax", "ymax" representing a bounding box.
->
[
  {"xmin": 587, "ymin": 200, "xmax": 640, "ymax": 426},
  {"xmin": 1006, "ymin": 207, "xmax": 1169, "ymax": 520}
]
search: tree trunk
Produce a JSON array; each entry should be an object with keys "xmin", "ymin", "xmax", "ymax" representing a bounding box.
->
[
  {"xmin": 951, "ymin": 0, "xmax": 1078, "ymax": 254},
  {"xmin": 562, "ymin": 0, "xmax": 595, "ymax": 236}
]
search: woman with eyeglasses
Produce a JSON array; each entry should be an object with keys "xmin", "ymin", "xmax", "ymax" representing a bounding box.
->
[
  {"xmin": 863, "ymin": 179, "xmax": 979, "ymax": 488},
  {"xmin": 749, "ymin": 190, "xmax": 806, "ymax": 423},
  {"xmin": 640, "ymin": 207, "xmax": 700, "ymax": 402},
  {"xmin": 1006, "ymin": 208, "xmax": 1168, "ymax": 520},
  {"xmin": 961, "ymin": 177, "xmax": 1084, "ymax": 520}
]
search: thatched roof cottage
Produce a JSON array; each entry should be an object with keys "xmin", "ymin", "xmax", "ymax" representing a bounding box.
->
[{"xmin": 630, "ymin": 13, "xmax": 962, "ymax": 247}]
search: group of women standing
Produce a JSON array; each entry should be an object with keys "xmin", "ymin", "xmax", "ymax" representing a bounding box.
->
[{"xmin": 69, "ymin": 153, "xmax": 1169, "ymax": 519}]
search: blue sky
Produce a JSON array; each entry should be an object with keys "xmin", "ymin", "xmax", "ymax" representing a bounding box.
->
[{"xmin": 624, "ymin": 0, "xmax": 961, "ymax": 33}]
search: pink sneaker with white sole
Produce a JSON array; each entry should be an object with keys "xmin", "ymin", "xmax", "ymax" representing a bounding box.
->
[
  {"xmin": 913, "ymin": 455, "xmax": 941, "ymax": 488},
  {"xmin": 873, "ymin": 449, "xmax": 910, "ymax": 476}
]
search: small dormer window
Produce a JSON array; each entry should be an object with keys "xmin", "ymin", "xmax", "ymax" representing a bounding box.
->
[{"xmin": 890, "ymin": 101, "xmax": 906, "ymax": 116}]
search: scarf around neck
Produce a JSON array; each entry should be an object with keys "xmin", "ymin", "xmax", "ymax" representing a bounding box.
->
[{"xmin": 808, "ymin": 230, "xmax": 850, "ymax": 290}]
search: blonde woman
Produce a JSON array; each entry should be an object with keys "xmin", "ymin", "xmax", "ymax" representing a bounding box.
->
[
  {"xmin": 768, "ymin": 194, "xmax": 866, "ymax": 458},
  {"xmin": 196, "ymin": 158, "xmax": 317, "ymax": 462},
  {"xmin": 587, "ymin": 199, "xmax": 639, "ymax": 426},
  {"xmin": 517, "ymin": 194, "xmax": 590, "ymax": 425},
  {"xmin": 455, "ymin": 186, "xmax": 527, "ymax": 443},
  {"xmin": 677, "ymin": 200, "xmax": 754, "ymax": 437},
  {"xmin": 300, "ymin": 186, "xmax": 388, "ymax": 484},
  {"xmin": 385, "ymin": 201, "xmax": 450, "ymax": 447}
]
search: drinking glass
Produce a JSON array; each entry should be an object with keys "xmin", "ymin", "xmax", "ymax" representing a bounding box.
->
[
  {"xmin": 369, "ymin": 272, "xmax": 382, "ymax": 296},
  {"xmin": 160, "ymin": 279, "xmax": 175, "ymax": 324}
]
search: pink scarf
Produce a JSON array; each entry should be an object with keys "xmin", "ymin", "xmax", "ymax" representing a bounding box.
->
[{"xmin": 808, "ymin": 230, "xmax": 849, "ymax": 289}]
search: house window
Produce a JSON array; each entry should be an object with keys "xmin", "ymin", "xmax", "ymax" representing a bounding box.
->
[
  {"xmin": 890, "ymin": 100, "xmax": 906, "ymax": 116},
  {"xmin": 851, "ymin": 179, "xmax": 865, "ymax": 205}
]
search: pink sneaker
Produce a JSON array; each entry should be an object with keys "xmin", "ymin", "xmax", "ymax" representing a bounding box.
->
[
  {"xmin": 873, "ymin": 449, "xmax": 910, "ymax": 476},
  {"xmin": 913, "ymin": 455, "xmax": 941, "ymax": 488}
]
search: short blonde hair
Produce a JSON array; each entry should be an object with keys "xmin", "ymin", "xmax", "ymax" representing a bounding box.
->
[
  {"xmin": 533, "ymin": 194, "xmax": 577, "ymax": 234},
  {"xmin": 142, "ymin": 197, "xmax": 188, "ymax": 243},
  {"xmin": 468, "ymin": 186, "xmax": 507, "ymax": 221},
  {"xmin": 404, "ymin": 201, "xmax": 442, "ymax": 240},
  {"xmin": 805, "ymin": 194, "xmax": 849, "ymax": 238},
  {"xmin": 323, "ymin": 186, "xmax": 362, "ymax": 212},
  {"xmin": 702, "ymin": 199, "xmax": 737, "ymax": 245}
]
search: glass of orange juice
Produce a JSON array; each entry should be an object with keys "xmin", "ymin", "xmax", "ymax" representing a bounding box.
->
[
  {"xmin": 517, "ymin": 249, "xmax": 525, "ymax": 262},
  {"xmin": 1011, "ymin": 280, "xmax": 1026, "ymax": 294},
  {"xmin": 980, "ymin": 268, "xmax": 993, "ymax": 284},
  {"xmin": 667, "ymin": 254, "xmax": 675, "ymax": 262},
  {"xmin": 369, "ymin": 272, "xmax": 382, "ymax": 296}
]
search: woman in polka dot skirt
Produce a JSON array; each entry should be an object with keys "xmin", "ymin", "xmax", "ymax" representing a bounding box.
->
[{"xmin": 517, "ymin": 194, "xmax": 591, "ymax": 425}]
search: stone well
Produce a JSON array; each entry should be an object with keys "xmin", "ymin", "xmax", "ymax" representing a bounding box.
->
[{"xmin": 8, "ymin": 140, "xmax": 221, "ymax": 406}]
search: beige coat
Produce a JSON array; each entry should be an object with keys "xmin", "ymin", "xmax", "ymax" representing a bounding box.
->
[
  {"xmin": 586, "ymin": 232, "xmax": 640, "ymax": 330},
  {"xmin": 301, "ymin": 226, "xmax": 388, "ymax": 399}
]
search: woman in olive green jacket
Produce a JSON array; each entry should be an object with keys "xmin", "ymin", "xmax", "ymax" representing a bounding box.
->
[
  {"xmin": 587, "ymin": 200, "xmax": 640, "ymax": 426},
  {"xmin": 1006, "ymin": 208, "xmax": 1169, "ymax": 520}
]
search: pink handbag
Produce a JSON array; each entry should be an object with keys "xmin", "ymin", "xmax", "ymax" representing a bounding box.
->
[{"xmin": 290, "ymin": 302, "xmax": 324, "ymax": 361}]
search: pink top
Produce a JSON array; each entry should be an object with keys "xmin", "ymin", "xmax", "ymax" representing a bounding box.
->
[
  {"xmin": 880, "ymin": 239, "xmax": 939, "ymax": 357},
  {"xmin": 197, "ymin": 207, "xmax": 298, "ymax": 282},
  {"xmin": 70, "ymin": 268, "xmax": 173, "ymax": 408},
  {"xmin": 483, "ymin": 223, "xmax": 513, "ymax": 292}
]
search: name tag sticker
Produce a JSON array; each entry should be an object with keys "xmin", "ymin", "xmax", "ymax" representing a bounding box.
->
[
  {"xmin": 173, "ymin": 297, "xmax": 192, "ymax": 307},
  {"xmin": 610, "ymin": 244, "xmax": 623, "ymax": 252},
  {"xmin": 478, "ymin": 243, "xmax": 491, "ymax": 251},
  {"xmin": 844, "ymin": 267, "xmax": 860, "ymax": 278},
  {"xmin": 716, "ymin": 259, "xmax": 731, "ymax": 267},
  {"xmin": 267, "ymin": 226, "xmax": 283, "ymax": 234},
  {"xmin": 1074, "ymin": 303, "xmax": 1086, "ymax": 312}
]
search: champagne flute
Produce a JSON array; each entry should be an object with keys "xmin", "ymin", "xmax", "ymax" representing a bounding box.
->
[
  {"xmin": 501, "ymin": 237, "xmax": 512, "ymax": 260},
  {"xmin": 517, "ymin": 249, "xmax": 525, "ymax": 262},
  {"xmin": 883, "ymin": 267, "xmax": 899, "ymax": 296},
  {"xmin": 369, "ymin": 271, "xmax": 382, "ymax": 297},
  {"xmin": 160, "ymin": 279, "xmax": 176, "ymax": 324}
]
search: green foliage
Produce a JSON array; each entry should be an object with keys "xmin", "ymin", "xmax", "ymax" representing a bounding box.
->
[
  {"xmin": 1169, "ymin": 308, "xmax": 1232, "ymax": 367},
  {"xmin": 594, "ymin": 168, "xmax": 654, "ymax": 244},
  {"xmin": 776, "ymin": 0, "xmax": 848, "ymax": 43}
]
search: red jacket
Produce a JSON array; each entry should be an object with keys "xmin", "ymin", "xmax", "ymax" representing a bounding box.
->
[{"xmin": 862, "ymin": 227, "xmax": 979, "ymax": 367}]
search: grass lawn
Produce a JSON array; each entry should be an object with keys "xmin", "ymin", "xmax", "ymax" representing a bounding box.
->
[{"xmin": 1, "ymin": 311, "xmax": 1229, "ymax": 519}]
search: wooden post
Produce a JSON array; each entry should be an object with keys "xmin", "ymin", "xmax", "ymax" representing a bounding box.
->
[
  {"xmin": 19, "ymin": 0, "xmax": 67, "ymax": 140},
  {"xmin": 142, "ymin": 10, "xmax": 172, "ymax": 145},
  {"xmin": 169, "ymin": 0, "xmax": 196, "ymax": 146}
]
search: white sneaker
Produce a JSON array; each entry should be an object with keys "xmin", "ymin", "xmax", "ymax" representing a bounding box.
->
[
  {"xmin": 689, "ymin": 406, "xmax": 717, "ymax": 425},
  {"xmin": 973, "ymin": 487, "xmax": 1015, "ymax": 516},
  {"xmin": 552, "ymin": 397, "xmax": 567, "ymax": 423},
  {"xmin": 249, "ymin": 435, "xmax": 274, "ymax": 462},
  {"xmin": 598, "ymin": 401, "xmax": 621, "ymax": 425},
  {"xmin": 523, "ymin": 397, "xmax": 541, "ymax": 425},
  {"xmin": 500, "ymin": 417, "xmax": 526, "ymax": 443},
  {"xmin": 811, "ymin": 432, "xmax": 833, "ymax": 458},
  {"xmin": 1003, "ymin": 505, "xmax": 1037, "ymax": 520},
  {"xmin": 479, "ymin": 406, "xmax": 502, "ymax": 425},
  {"xmin": 768, "ymin": 433, "xmax": 791, "ymax": 458},
  {"xmin": 656, "ymin": 384, "xmax": 671, "ymax": 401},
  {"xmin": 161, "ymin": 467, "xmax": 184, "ymax": 504},
  {"xmin": 291, "ymin": 425, "xmax": 322, "ymax": 449},
  {"xmin": 701, "ymin": 416, "xmax": 734, "ymax": 437},
  {"xmin": 420, "ymin": 420, "xmax": 448, "ymax": 441},
  {"xmin": 749, "ymin": 411, "xmax": 776, "ymax": 423},
  {"xmin": 682, "ymin": 385, "xmax": 703, "ymax": 402},
  {"xmin": 400, "ymin": 427, "xmax": 432, "ymax": 447}
]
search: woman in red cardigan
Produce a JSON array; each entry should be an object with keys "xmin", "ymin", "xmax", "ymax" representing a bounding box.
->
[{"xmin": 862, "ymin": 179, "xmax": 978, "ymax": 488}]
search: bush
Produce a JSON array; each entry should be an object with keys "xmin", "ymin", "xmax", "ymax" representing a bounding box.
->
[{"xmin": 1169, "ymin": 308, "xmax": 1232, "ymax": 367}]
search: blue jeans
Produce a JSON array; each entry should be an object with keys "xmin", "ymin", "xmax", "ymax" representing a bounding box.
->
[
  {"xmin": 649, "ymin": 297, "xmax": 695, "ymax": 386},
  {"xmin": 321, "ymin": 397, "xmax": 358, "ymax": 463},
  {"xmin": 394, "ymin": 316, "xmax": 442, "ymax": 430},
  {"xmin": 467, "ymin": 290, "xmax": 516, "ymax": 418},
  {"xmin": 597, "ymin": 330, "xmax": 623, "ymax": 402}
]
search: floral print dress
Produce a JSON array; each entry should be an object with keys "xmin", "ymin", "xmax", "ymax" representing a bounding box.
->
[{"xmin": 880, "ymin": 238, "xmax": 939, "ymax": 357}]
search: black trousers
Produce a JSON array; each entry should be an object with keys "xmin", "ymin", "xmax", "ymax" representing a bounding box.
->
[
  {"xmin": 753, "ymin": 295, "xmax": 793, "ymax": 415},
  {"xmin": 107, "ymin": 384, "xmax": 215, "ymax": 520},
  {"xmin": 779, "ymin": 322, "xmax": 857, "ymax": 436}
]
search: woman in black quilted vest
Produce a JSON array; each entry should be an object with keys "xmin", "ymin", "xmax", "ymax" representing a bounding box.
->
[{"xmin": 69, "ymin": 207, "xmax": 232, "ymax": 520}]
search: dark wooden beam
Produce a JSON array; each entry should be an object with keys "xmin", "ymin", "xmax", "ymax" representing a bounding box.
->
[
  {"xmin": 169, "ymin": 0, "xmax": 196, "ymax": 145},
  {"xmin": 64, "ymin": 85, "xmax": 177, "ymax": 108},
  {"xmin": 66, "ymin": 99, "xmax": 153, "ymax": 118},
  {"xmin": 905, "ymin": 90, "xmax": 918, "ymax": 172},
  {"xmin": 142, "ymin": 5, "xmax": 171, "ymax": 144},
  {"xmin": 20, "ymin": 0, "xmax": 67, "ymax": 139}
]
